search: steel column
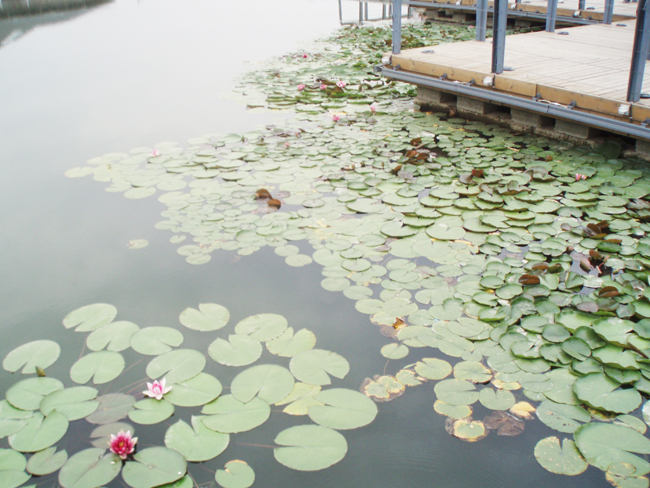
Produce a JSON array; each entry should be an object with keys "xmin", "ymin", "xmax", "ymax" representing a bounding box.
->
[
  {"xmin": 628, "ymin": 0, "xmax": 650, "ymax": 101},
  {"xmin": 579, "ymin": 0, "xmax": 586, "ymax": 9},
  {"xmin": 492, "ymin": 0, "xmax": 508, "ymax": 73},
  {"xmin": 476, "ymin": 0, "xmax": 488, "ymax": 41},
  {"xmin": 604, "ymin": 0, "xmax": 615, "ymax": 23},
  {"xmin": 546, "ymin": 0, "xmax": 559, "ymax": 31},
  {"xmin": 392, "ymin": 0, "xmax": 402, "ymax": 55}
]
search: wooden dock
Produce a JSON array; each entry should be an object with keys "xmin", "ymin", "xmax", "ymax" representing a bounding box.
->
[{"xmin": 390, "ymin": 21, "xmax": 650, "ymax": 130}]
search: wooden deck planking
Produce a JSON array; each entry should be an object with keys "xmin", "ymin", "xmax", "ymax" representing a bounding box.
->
[{"xmin": 391, "ymin": 21, "xmax": 650, "ymax": 121}]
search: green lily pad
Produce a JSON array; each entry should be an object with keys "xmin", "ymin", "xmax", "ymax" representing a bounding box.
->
[
  {"xmin": 453, "ymin": 361, "xmax": 492, "ymax": 383},
  {"xmin": 58, "ymin": 448, "xmax": 121, "ymax": 488},
  {"xmin": 573, "ymin": 373, "xmax": 641, "ymax": 414},
  {"xmin": 536, "ymin": 400, "xmax": 591, "ymax": 433},
  {"xmin": 478, "ymin": 388, "xmax": 515, "ymax": 410},
  {"xmin": 234, "ymin": 313, "xmax": 288, "ymax": 342},
  {"xmin": 534, "ymin": 437, "xmax": 588, "ymax": 475},
  {"xmin": 6, "ymin": 378, "xmax": 64, "ymax": 410},
  {"xmin": 208, "ymin": 335, "xmax": 262, "ymax": 367},
  {"xmin": 63, "ymin": 304, "xmax": 117, "ymax": 332},
  {"xmin": 86, "ymin": 321, "xmax": 140, "ymax": 352},
  {"xmin": 9, "ymin": 411, "xmax": 68, "ymax": 453},
  {"xmin": 85, "ymin": 394, "xmax": 135, "ymax": 425},
  {"xmin": 164, "ymin": 417, "xmax": 229, "ymax": 462},
  {"xmin": 179, "ymin": 303, "xmax": 230, "ymax": 332},
  {"xmin": 274, "ymin": 425, "xmax": 347, "ymax": 471},
  {"xmin": 128, "ymin": 399, "xmax": 174, "ymax": 425},
  {"xmin": 266, "ymin": 328, "xmax": 316, "ymax": 357},
  {"xmin": 0, "ymin": 449, "xmax": 29, "ymax": 488},
  {"xmin": 70, "ymin": 352, "xmax": 125, "ymax": 385},
  {"xmin": 3, "ymin": 340, "xmax": 61, "ymax": 374},
  {"xmin": 146, "ymin": 349, "xmax": 206, "ymax": 384},
  {"xmin": 575, "ymin": 423, "xmax": 650, "ymax": 475},
  {"xmin": 164, "ymin": 373, "xmax": 222, "ymax": 407},
  {"xmin": 130, "ymin": 327, "xmax": 184, "ymax": 355},
  {"xmin": 122, "ymin": 447, "xmax": 186, "ymax": 488},
  {"xmin": 215, "ymin": 461, "xmax": 255, "ymax": 488},
  {"xmin": 201, "ymin": 395, "xmax": 270, "ymax": 434},
  {"xmin": 380, "ymin": 343, "xmax": 409, "ymax": 360},
  {"xmin": 308, "ymin": 388, "xmax": 378, "ymax": 430},
  {"xmin": 26, "ymin": 447, "xmax": 68, "ymax": 475},
  {"xmin": 434, "ymin": 379, "xmax": 479, "ymax": 406},
  {"xmin": 231, "ymin": 364, "xmax": 294, "ymax": 404},
  {"xmin": 275, "ymin": 383, "xmax": 324, "ymax": 415},
  {"xmin": 40, "ymin": 386, "xmax": 99, "ymax": 421},
  {"xmin": 290, "ymin": 349, "xmax": 350, "ymax": 386},
  {"xmin": 415, "ymin": 358, "xmax": 452, "ymax": 380}
]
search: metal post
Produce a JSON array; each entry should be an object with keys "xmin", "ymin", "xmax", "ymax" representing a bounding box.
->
[
  {"xmin": 383, "ymin": 3, "xmax": 387, "ymax": 20},
  {"xmin": 546, "ymin": 0, "xmax": 559, "ymax": 31},
  {"xmin": 492, "ymin": 0, "xmax": 508, "ymax": 73},
  {"xmin": 579, "ymin": 0, "xmax": 586, "ymax": 9},
  {"xmin": 604, "ymin": 0, "xmax": 615, "ymax": 23},
  {"xmin": 476, "ymin": 0, "xmax": 488, "ymax": 41},
  {"xmin": 627, "ymin": 0, "xmax": 650, "ymax": 101},
  {"xmin": 359, "ymin": 2, "xmax": 363, "ymax": 24},
  {"xmin": 338, "ymin": 0, "xmax": 343, "ymax": 23},
  {"xmin": 392, "ymin": 0, "xmax": 402, "ymax": 55},
  {"xmin": 364, "ymin": 2, "xmax": 369, "ymax": 20}
]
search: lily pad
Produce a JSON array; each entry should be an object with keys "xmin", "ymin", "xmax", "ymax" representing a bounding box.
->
[
  {"xmin": 534, "ymin": 437, "xmax": 588, "ymax": 475},
  {"xmin": 70, "ymin": 352, "xmax": 125, "ymax": 385},
  {"xmin": 86, "ymin": 321, "xmax": 140, "ymax": 352},
  {"xmin": 234, "ymin": 313, "xmax": 288, "ymax": 342},
  {"xmin": 85, "ymin": 394, "xmax": 135, "ymax": 425},
  {"xmin": 122, "ymin": 447, "xmax": 187, "ymax": 488},
  {"xmin": 415, "ymin": 358, "xmax": 452, "ymax": 380},
  {"xmin": 164, "ymin": 417, "xmax": 229, "ymax": 462},
  {"xmin": 573, "ymin": 373, "xmax": 642, "ymax": 414},
  {"xmin": 208, "ymin": 335, "xmax": 262, "ymax": 367},
  {"xmin": 179, "ymin": 303, "xmax": 230, "ymax": 332},
  {"xmin": 6, "ymin": 378, "xmax": 64, "ymax": 410},
  {"xmin": 536, "ymin": 400, "xmax": 591, "ymax": 433},
  {"xmin": 3, "ymin": 340, "xmax": 61, "ymax": 374},
  {"xmin": 275, "ymin": 383, "xmax": 324, "ymax": 415},
  {"xmin": 290, "ymin": 349, "xmax": 350, "ymax": 386},
  {"xmin": 26, "ymin": 447, "xmax": 68, "ymax": 475},
  {"xmin": 128, "ymin": 399, "xmax": 174, "ymax": 425},
  {"xmin": 274, "ymin": 425, "xmax": 347, "ymax": 471},
  {"xmin": 63, "ymin": 304, "xmax": 117, "ymax": 332},
  {"xmin": 130, "ymin": 327, "xmax": 184, "ymax": 355},
  {"xmin": 9, "ymin": 411, "xmax": 68, "ymax": 453},
  {"xmin": 58, "ymin": 448, "xmax": 121, "ymax": 488},
  {"xmin": 266, "ymin": 328, "xmax": 316, "ymax": 357},
  {"xmin": 146, "ymin": 349, "xmax": 206, "ymax": 384},
  {"xmin": 215, "ymin": 461, "xmax": 255, "ymax": 488},
  {"xmin": 164, "ymin": 373, "xmax": 222, "ymax": 407},
  {"xmin": 308, "ymin": 388, "xmax": 378, "ymax": 430},
  {"xmin": 40, "ymin": 386, "xmax": 99, "ymax": 421},
  {"xmin": 201, "ymin": 395, "xmax": 270, "ymax": 434},
  {"xmin": 231, "ymin": 365, "xmax": 294, "ymax": 404},
  {"xmin": 434, "ymin": 379, "xmax": 479, "ymax": 406}
]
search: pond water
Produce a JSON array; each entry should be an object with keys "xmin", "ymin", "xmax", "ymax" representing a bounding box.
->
[{"xmin": 0, "ymin": 1, "xmax": 642, "ymax": 488}]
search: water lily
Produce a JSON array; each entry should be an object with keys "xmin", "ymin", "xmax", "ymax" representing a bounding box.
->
[
  {"xmin": 336, "ymin": 81, "xmax": 346, "ymax": 88},
  {"xmin": 370, "ymin": 102, "xmax": 378, "ymax": 113},
  {"xmin": 332, "ymin": 114, "xmax": 340, "ymax": 122},
  {"xmin": 143, "ymin": 378, "xmax": 172, "ymax": 400},
  {"xmin": 109, "ymin": 430, "xmax": 137, "ymax": 460},
  {"xmin": 151, "ymin": 149, "xmax": 160, "ymax": 157},
  {"xmin": 302, "ymin": 54, "xmax": 308, "ymax": 58},
  {"xmin": 320, "ymin": 84, "xmax": 327, "ymax": 90},
  {"xmin": 297, "ymin": 84, "xmax": 305, "ymax": 91},
  {"xmin": 575, "ymin": 173, "xmax": 587, "ymax": 181}
]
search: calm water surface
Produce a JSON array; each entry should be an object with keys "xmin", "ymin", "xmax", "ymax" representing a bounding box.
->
[{"xmin": 0, "ymin": 1, "xmax": 611, "ymax": 487}]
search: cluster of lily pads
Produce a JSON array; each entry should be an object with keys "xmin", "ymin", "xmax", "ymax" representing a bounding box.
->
[
  {"xmin": 60, "ymin": 19, "xmax": 650, "ymax": 488},
  {"xmin": 0, "ymin": 303, "xmax": 377, "ymax": 488}
]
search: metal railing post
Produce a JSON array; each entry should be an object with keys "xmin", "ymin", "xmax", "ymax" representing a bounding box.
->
[
  {"xmin": 359, "ymin": 2, "xmax": 364, "ymax": 24},
  {"xmin": 546, "ymin": 0, "xmax": 559, "ymax": 31},
  {"xmin": 579, "ymin": 0, "xmax": 586, "ymax": 9},
  {"xmin": 364, "ymin": 2, "xmax": 369, "ymax": 20},
  {"xmin": 338, "ymin": 0, "xmax": 343, "ymax": 23},
  {"xmin": 476, "ymin": 0, "xmax": 488, "ymax": 41},
  {"xmin": 492, "ymin": 0, "xmax": 508, "ymax": 73},
  {"xmin": 604, "ymin": 0, "xmax": 615, "ymax": 23},
  {"xmin": 627, "ymin": 0, "xmax": 650, "ymax": 101},
  {"xmin": 383, "ymin": 2, "xmax": 387, "ymax": 20},
  {"xmin": 392, "ymin": 0, "xmax": 402, "ymax": 55}
]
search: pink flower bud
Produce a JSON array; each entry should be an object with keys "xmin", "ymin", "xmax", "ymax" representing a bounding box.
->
[
  {"xmin": 297, "ymin": 84, "xmax": 305, "ymax": 91},
  {"xmin": 302, "ymin": 54, "xmax": 308, "ymax": 58},
  {"xmin": 320, "ymin": 84, "xmax": 327, "ymax": 90},
  {"xmin": 336, "ymin": 81, "xmax": 346, "ymax": 88},
  {"xmin": 332, "ymin": 115, "xmax": 340, "ymax": 122}
]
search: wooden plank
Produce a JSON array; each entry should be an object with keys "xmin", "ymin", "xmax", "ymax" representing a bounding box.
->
[{"xmin": 494, "ymin": 76, "xmax": 538, "ymax": 97}]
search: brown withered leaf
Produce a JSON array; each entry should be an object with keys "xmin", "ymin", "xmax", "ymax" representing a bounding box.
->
[
  {"xmin": 604, "ymin": 238, "xmax": 622, "ymax": 244},
  {"xmin": 484, "ymin": 411, "xmax": 525, "ymax": 436},
  {"xmin": 268, "ymin": 199, "xmax": 282, "ymax": 208},
  {"xmin": 531, "ymin": 263, "xmax": 549, "ymax": 271},
  {"xmin": 255, "ymin": 188, "xmax": 272, "ymax": 199},
  {"xmin": 577, "ymin": 301, "xmax": 599, "ymax": 313},
  {"xmin": 519, "ymin": 274, "xmax": 540, "ymax": 285},
  {"xmin": 471, "ymin": 169, "xmax": 484, "ymax": 178},
  {"xmin": 589, "ymin": 250, "xmax": 603, "ymax": 261},
  {"xmin": 390, "ymin": 164, "xmax": 402, "ymax": 175},
  {"xmin": 580, "ymin": 258, "xmax": 593, "ymax": 271},
  {"xmin": 459, "ymin": 174, "xmax": 473, "ymax": 185},
  {"xmin": 598, "ymin": 286, "xmax": 620, "ymax": 298}
]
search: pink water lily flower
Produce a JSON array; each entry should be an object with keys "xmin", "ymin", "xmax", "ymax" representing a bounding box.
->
[
  {"xmin": 297, "ymin": 84, "xmax": 305, "ymax": 91},
  {"xmin": 575, "ymin": 173, "xmax": 587, "ymax": 181},
  {"xmin": 302, "ymin": 54, "xmax": 308, "ymax": 58},
  {"xmin": 370, "ymin": 102, "xmax": 378, "ymax": 113},
  {"xmin": 332, "ymin": 114, "xmax": 340, "ymax": 122},
  {"xmin": 336, "ymin": 81, "xmax": 346, "ymax": 88},
  {"xmin": 109, "ymin": 430, "xmax": 137, "ymax": 460},
  {"xmin": 143, "ymin": 378, "xmax": 172, "ymax": 400},
  {"xmin": 151, "ymin": 149, "xmax": 160, "ymax": 157},
  {"xmin": 320, "ymin": 84, "xmax": 327, "ymax": 90}
]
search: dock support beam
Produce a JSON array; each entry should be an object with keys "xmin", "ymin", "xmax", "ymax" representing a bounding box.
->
[
  {"xmin": 628, "ymin": 0, "xmax": 650, "ymax": 102},
  {"xmin": 476, "ymin": 0, "xmax": 488, "ymax": 41},
  {"xmin": 492, "ymin": 0, "xmax": 508, "ymax": 73},
  {"xmin": 546, "ymin": 0, "xmax": 558, "ymax": 32},
  {"xmin": 392, "ymin": 0, "xmax": 402, "ymax": 55},
  {"xmin": 604, "ymin": 0, "xmax": 614, "ymax": 24}
]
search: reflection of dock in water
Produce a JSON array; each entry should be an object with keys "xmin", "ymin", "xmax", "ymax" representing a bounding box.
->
[
  {"xmin": 0, "ymin": 0, "xmax": 111, "ymax": 18},
  {"xmin": 0, "ymin": 0, "xmax": 112, "ymax": 47}
]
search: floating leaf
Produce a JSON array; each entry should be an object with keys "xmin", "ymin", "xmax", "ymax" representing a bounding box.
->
[
  {"xmin": 274, "ymin": 425, "xmax": 347, "ymax": 471},
  {"xmin": 146, "ymin": 349, "xmax": 206, "ymax": 384},
  {"xmin": 164, "ymin": 417, "xmax": 229, "ymax": 462},
  {"xmin": 85, "ymin": 394, "xmax": 135, "ymax": 425},
  {"xmin": 40, "ymin": 386, "xmax": 99, "ymax": 421},
  {"xmin": 215, "ymin": 460, "xmax": 255, "ymax": 488},
  {"xmin": 86, "ymin": 321, "xmax": 140, "ymax": 352},
  {"xmin": 201, "ymin": 395, "xmax": 270, "ymax": 433},
  {"xmin": 164, "ymin": 373, "xmax": 222, "ymax": 407},
  {"xmin": 26, "ymin": 447, "xmax": 68, "ymax": 475},
  {"xmin": 9, "ymin": 411, "xmax": 68, "ymax": 453},
  {"xmin": 448, "ymin": 418, "xmax": 487, "ymax": 442},
  {"xmin": 208, "ymin": 335, "xmax": 262, "ymax": 367},
  {"xmin": 360, "ymin": 376, "xmax": 405, "ymax": 402},
  {"xmin": 534, "ymin": 437, "xmax": 588, "ymax": 475},
  {"xmin": 122, "ymin": 447, "xmax": 186, "ymax": 488},
  {"xmin": 266, "ymin": 328, "xmax": 316, "ymax": 357},
  {"xmin": 70, "ymin": 352, "xmax": 124, "ymax": 385},
  {"xmin": 434, "ymin": 379, "xmax": 479, "ymax": 406},
  {"xmin": 573, "ymin": 373, "xmax": 642, "ymax": 414},
  {"xmin": 434, "ymin": 401, "xmax": 472, "ymax": 420},
  {"xmin": 3, "ymin": 340, "xmax": 61, "ymax": 374},
  {"xmin": 231, "ymin": 364, "xmax": 294, "ymax": 404},
  {"xmin": 380, "ymin": 343, "xmax": 409, "ymax": 360},
  {"xmin": 63, "ymin": 304, "xmax": 117, "ymax": 332},
  {"xmin": 58, "ymin": 448, "xmax": 121, "ymax": 488},
  {"xmin": 454, "ymin": 361, "xmax": 492, "ymax": 383},
  {"xmin": 0, "ymin": 448, "xmax": 29, "ymax": 488},
  {"xmin": 415, "ymin": 358, "xmax": 452, "ymax": 380},
  {"xmin": 275, "ymin": 383, "xmax": 323, "ymax": 415},
  {"xmin": 6, "ymin": 378, "xmax": 63, "ymax": 410},
  {"xmin": 308, "ymin": 388, "xmax": 378, "ymax": 430},
  {"xmin": 128, "ymin": 399, "xmax": 174, "ymax": 425},
  {"xmin": 536, "ymin": 400, "xmax": 590, "ymax": 433},
  {"xmin": 290, "ymin": 349, "xmax": 350, "ymax": 386},
  {"xmin": 575, "ymin": 423, "xmax": 650, "ymax": 475},
  {"xmin": 234, "ymin": 313, "xmax": 288, "ymax": 342},
  {"xmin": 130, "ymin": 327, "xmax": 184, "ymax": 355},
  {"xmin": 179, "ymin": 303, "xmax": 230, "ymax": 332}
]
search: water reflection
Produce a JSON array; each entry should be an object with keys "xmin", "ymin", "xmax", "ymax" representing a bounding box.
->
[{"xmin": 0, "ymin": 0, "xmax": 112, "ymax": 46}]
